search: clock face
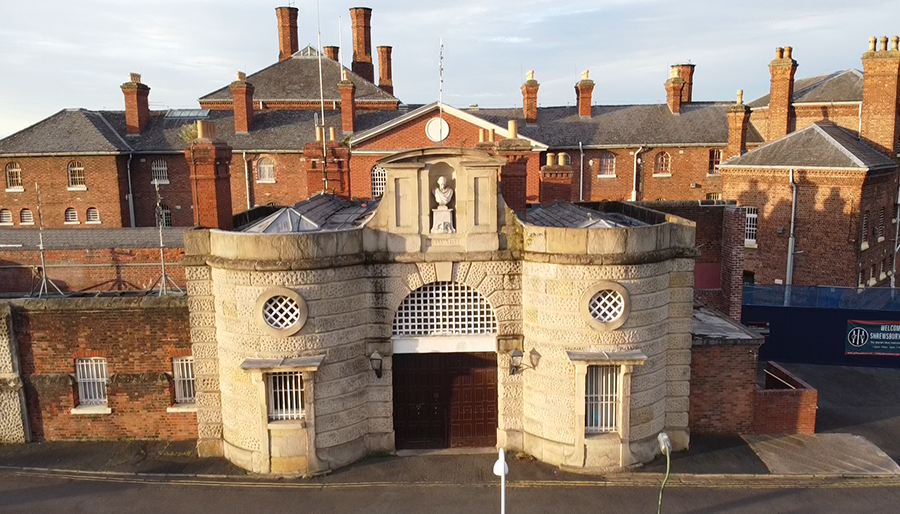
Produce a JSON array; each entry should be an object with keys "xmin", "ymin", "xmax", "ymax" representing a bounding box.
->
[{"xmin": 425, "ymin": 117, "xmax": 450, "ymax": 142}]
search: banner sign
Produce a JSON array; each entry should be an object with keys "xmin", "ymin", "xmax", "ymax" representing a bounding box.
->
[{"xmin": 846, "ymin": 320, "xmax": 900, "ymax": 356}]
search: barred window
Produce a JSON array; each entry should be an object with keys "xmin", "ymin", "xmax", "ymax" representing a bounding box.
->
[
  {"xmin": 393, "ymin": 282, "xmax": 498, "ymax": 336},
  {"xmin": 0, "ymin": 209, "xmax": 12, "ymax": 224},
  {"xmin": 5, "ymin": 162, "xmax": 22, "ymax": 189},
  {"xmin": 157, "ymin": 203, "xmax": 172, "ymax": 228},
  {"xmin": 20, "ymin": 209, "xmax": 34, "ymax": 224},
  {"xmin": 879, "ymin": 208, "xmax": 885, "ymax": 239},
  {"xmin": 654, "ymin": 152, "xmax": 671, "ymax": 174},
  {"xmin": 172, "ymin": 357, "xmax": 196, "ymax": 404},
  {"xmin": 64, "ymin": 207, "xmax": 78, "ymax": 223},
  {"xmin": 257, "ymin": 157, "xmax": 275, "ymax": 183},
  {"xmin": 598, "ymin": 152, "xmax": 615, "ymax": 177},
  {"xmin": 371, "ymin": 165, "xmax": 386, "ymax": 198},
  {"xmin": 586, "ymin": 365, "xmax": 619, "ymax": 433},
  {"xmin": 267, "ymin": 371, "xmax": 303, "ymax": 421},
  {"xmin": 86, "ymin": 207, "xmax": 100, "ymax": 223},
  {"xmin": 75, "ymin": 357, "xmax": 108, "ymax": 406},
  {"xmin": 743, "ymin": 206, "xmax": 758, "ymax": 246},
  {"xmin": 706, "ymin": 192, "xmax": 722, "ymax": 200},
  {"xmin": 708, "ymin": 149, "xmax": 722, "ymax": 174},
  {"xmin": 151, "ymin": 159, "xmax": 169, "ymax": 183},
  {"xmin": 862, "ymin": 211, "xmax": 869, "ymax": 243},
  {"xmin": 67, "ymin": 161, "xmax": 86, "ymax": 188}
]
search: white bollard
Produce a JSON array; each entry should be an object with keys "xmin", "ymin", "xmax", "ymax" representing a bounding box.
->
[{"xmin": 493, "ymin": 448, "xmax": 509, "ymax": 514}]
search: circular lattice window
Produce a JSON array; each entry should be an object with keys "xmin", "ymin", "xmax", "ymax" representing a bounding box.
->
[
  {"xmin": 579, "ymin": 281, "xmax": 630, "ymax": 331},
  {"xmin": 255, "ymin": 287, "xmax": 308, "ymax": 337}
]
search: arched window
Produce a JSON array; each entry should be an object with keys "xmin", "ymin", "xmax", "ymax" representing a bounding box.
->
[
  {"xmin": 86, "ymin": 207, "xmax": 100, "ymax": 223},
  {"xmin": 67, "ymin": 161, "xmax": 86, "ymax": 188},
  {"xmin": 20, "ymin": 209, "xmax": 34, "ymax": 224},
  {"xmin": 257, "ymin": 157, "xmax": 275, "ymax": 183},
  {"xmin": 151, "ymin": 159, "xmax": 169, "ymax": 183},
  {"xmin": 598, "ymin": 152, "xmax": 615, "ymax": 177},
  {"xmin": 157, "ymin": 203, "xmax": 172, "ymax": 227},
  {"xmin": 0, "ymin": 209, "xmax": 11, "ymax": 224},
  {"xmin": 392, "ymin": 282, "xmax": 498, "ymax": 336},
  {"xmin": 371, "ymin": 165, "xmax": 386, "ymax": 198},
  {"xmin": 5, "ymin": 162, "xmax": 22, "ymax": 190},
  {"xmin": 654, "ymin": 152, "xmax": 671, "ymax": 175},
  {"xmin": 64, "ymin": 207, "xmax": 78, "ymax": 223}
]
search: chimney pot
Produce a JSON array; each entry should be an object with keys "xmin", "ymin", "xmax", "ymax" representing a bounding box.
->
[
  {"xmin": 526, "ymin": 70, "xmax": 535, "ymax": 81},
  {"xmin": 775, "ymin": 47, "xmax": 784, "ymax": 59},
  {"xmin": 508, "ymin": 120, "xmax": 518, "ymax": 139},
  {"xmin": 557, "ymin": 153, "xmax": 566, "ymax": 166},
  {"xmin": 581, "ymin": 70, "xmax": 589, "ymax": 80},
  {"xmin": 478, "ymin": 128, "xmax": 485, "ymax": 143},
  {"xmin": 880, "ymin": 36, "xmax": 889, "ymax": 51},
  {"xmin": 737, "ymin": 89, "xmax": 744, "ymax": 105},
  {"xmin": 329, "ymin": 127, "xmax": 336, "ymax": 141},
  {"xmin": 784, "ymin": 46, "xmax": 793, "ymax": 59},
  {"xmin": 236, "ymin": 71, "xmax": 246, "ymax": 81},
  {"xmin": 546, "ymin": 153, "xmax": 555, "ymax": 167},
  {"xmin": 129, "ymin": 72, "xmax": 141, "ymax": 84},
  {"xmin": 869, "ymin": 36, "xmax": 878, "ymax": 52},
  {"xmin": 488, "ymin": 128, "xmax": 495, "ymax": 143},
  {"xmin": 315, "ymin": 126, "xmax": 323, "ymax": 142},
  {"xmin": 669, "ymin": 67, "xmax": 678, "ymax": 79},
  {"xmin": 892, "ymin": 36, "xmax": 899, "ymax": 52}
]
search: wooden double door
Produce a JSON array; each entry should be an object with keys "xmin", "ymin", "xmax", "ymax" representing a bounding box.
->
[{"xmin": 393, "ymin": 352, "xmax": 498, "ymax": 449}]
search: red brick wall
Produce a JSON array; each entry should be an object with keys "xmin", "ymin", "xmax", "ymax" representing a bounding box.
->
[
  {"xmin": 689, "ymin": 342, "xmax": 760, "ymax": 434},
  {"xmin": 0, "ymin": 247, "xmax": 185, "ymax": 294},
  {"xmin": 859, "ymin": 171, "xmax": 898, "ymax": 286},
  {"xmin": 0, "ymin": 155, "xmax": 127, "ymax": 228},
  {"xmin": 753, "ymin": 362, "xmax": 817, "ymax": 434},
  {"xmin": 14, "ymin": 299, "xmax": 196, "ymax": 441},
  {"xmin": 131, "ymin": 154, "xmax": 194, "ymax": 227},
  {"xmin": 228, "ymin": 152, "xmax": 308, "ymax": 211},
  {"xmin": 750, "ymin": 103, "xmax": 862, "ymax": 145}
]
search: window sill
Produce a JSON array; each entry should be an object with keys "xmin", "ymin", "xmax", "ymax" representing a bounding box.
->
[
  {"xmin": 881, "ymin": 273, "xmax": 888, "ymax": 281},
  {"xmin": 64, "ymin": 221, "xmax": 80, "ymax": 225},
  {"xmin": 167, "ymin": 403, "xmax": 197, "ymax": 413},
  {"xmin": 0, "ymin": 222, "xmax": 13, "ymax": 227},
  {"xmin": 267, "ymin": 418, "xmax": 307, "ymax": 430},
  {"xmin": 706, "ymin": 173, "xmax": 720, "ymax": 177},
  {"xmin": 71, "ymin": 405, "xmax": 111, "ymax": 415},
  {"xmin": 5, "ymin": 188, "xmax": 24, "ymax": 193},
  {"xmin": 256, "ymin": 179, "xmax": 276, "ymax": 184},
  {"xmin": 878, "ymin": 236, "xmax": 885, "ymax": 243},
  {"xmin": 744, "ymin": 242, "xmax": 758, "ymax": 249},
  {"xmin": 861, "ymin": 242, "xmax": 869, "ymax": 251},
  {"xmin": 652, "ymin": 173, "xmax": 672, "ymax": 178},
  {"xmin": 20, "ymin": 222, "xmax": 34, "ymax": 226},
  {"xmin": 868, "ymin": 279, "xmax": 877, "ymax": 286},
  {"xmin": 67, "ymin": 186, "xmax": 87, "ymax": 192},
  {"xmin": 596, "ymin": 175, "xmax": 616, "ymax": 180},
  {"xmin": 585, "ymin": 431, "xmax": 620, "ymax": 440},
  {"xmin": 151, "ymin": 180, "xmax": 170, "ymax": 186},
  {"xmin": 85, "ymin": 221, "xmax": 101, "ymax": 225}
]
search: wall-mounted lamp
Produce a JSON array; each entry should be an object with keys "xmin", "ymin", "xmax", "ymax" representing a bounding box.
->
[
  {"xmin": 509, "ymin": 348, "xmax": 541, "ymax": 375},
  {"xmin": 370, "ymin": 350, "xmax": 383, "ymax": 379}
]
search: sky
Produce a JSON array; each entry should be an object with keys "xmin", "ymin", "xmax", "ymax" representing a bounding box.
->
[{"xmin": 1, "ymin": 0, "xmax": 900, "ymax": 138}]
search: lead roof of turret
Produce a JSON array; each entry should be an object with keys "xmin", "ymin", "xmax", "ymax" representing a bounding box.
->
[
  {"xmin": 524, "ymin": 201, "xmax": 649, "ymax": 228},
  {"xmin": 240, "ymin": 193, "xmax": 378, "ymax": 233}
]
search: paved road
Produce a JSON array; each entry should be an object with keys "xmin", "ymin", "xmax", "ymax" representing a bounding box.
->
[{"xmin": 1, "ymin": 474, "xmax": 899, "ymax": 514}]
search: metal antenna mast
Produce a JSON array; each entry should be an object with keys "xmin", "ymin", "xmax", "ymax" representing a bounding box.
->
[
  {"xmin": 439, "ymin": 38, "xmax": 444, "ymax": 146},
  {"xmin": 31, "ymin": 183, "xmax": 64, "ymax": 297},
  {"xmin": 148, "ymin": 181, "xmax": 182, "ymax": 296},
  {"xmin": 316, "ymin": 0, "xmax": 330, "ymax": 194}
]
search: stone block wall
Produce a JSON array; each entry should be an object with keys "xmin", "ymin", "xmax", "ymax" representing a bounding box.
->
[
  {"xmin": 0, "ymin": 304, "xmax": 28, "ymax": 443},
  {"xmin": 12, "ymin": 296, "xmax": 195, "ymax": 441}
]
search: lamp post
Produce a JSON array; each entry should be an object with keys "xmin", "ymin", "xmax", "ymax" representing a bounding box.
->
[{"xmin": 493, "ymin": 448, "xmax": 509, "ymax": 514}]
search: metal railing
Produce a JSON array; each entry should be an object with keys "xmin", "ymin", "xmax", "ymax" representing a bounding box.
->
[{"xmin": 744, "ymin": 285, "xmax": 900, "ymax": 311}]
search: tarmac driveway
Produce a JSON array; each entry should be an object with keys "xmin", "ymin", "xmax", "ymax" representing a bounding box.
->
[{"xmin": 777, "ymin": 362, "xmax": 900, "ymax": 462}]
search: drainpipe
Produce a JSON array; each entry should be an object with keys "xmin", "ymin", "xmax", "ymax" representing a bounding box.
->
[
  {"xmin": 126, "ymin": 153, "xmax": 135, "ymax": 227},
  {"xmin": 579, "ymin": 141, "xmax": 584, "ymax": 202},
  {"xmin": 858, "ymin": 102, "xmax": 863, "ymax": 139},
  {"xmin": 892, "ymin": 173, "xmax": 900, "ymax": 289},
  {"xmin": 243, "ymin": 151, "xmax": 251, "ymax": 210},
  {"xmin": 785, "ymin": 168, "xmax": 797, "ymax": 306},
  {"xmin": 631, "ymin": 146, "xmax": 645, "ymax": 201}
]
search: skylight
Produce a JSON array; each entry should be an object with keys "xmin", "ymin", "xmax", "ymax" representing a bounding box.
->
[{"xmin": 166, "ymin": 109, "xmax": 210, "ymax": 119}]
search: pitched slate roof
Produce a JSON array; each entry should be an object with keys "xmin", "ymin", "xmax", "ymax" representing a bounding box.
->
[
  {"xmin": 747, "ymin": 69, "xmax": 864, "ymax": 108},
  {"xmin": 199, "ymin": 46, "xmax": 398, "ymax": 105},
  {"xmin": 719, "ymin": 123, "xmax": 896, "ymax": 170},
  {"xmin": 0, "ymin": 109, "xmax": 131, "ymax": 155},
  {"xmin": 241, "ymin": 193, "xmax": 377, "ymax": 233},
  {"xmin": 0, "ymin": 228, "xmax": 188, "ymax": 250},
  {"xmin": 525, "ymin": 201, "xmax": 648, "ymax": 228}
]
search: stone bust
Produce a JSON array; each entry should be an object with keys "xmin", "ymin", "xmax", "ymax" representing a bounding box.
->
[{"xmin": 433, "ymin": 176, "xmax": 454, "ymax": 207}]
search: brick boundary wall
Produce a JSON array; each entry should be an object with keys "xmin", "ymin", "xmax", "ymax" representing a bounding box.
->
[
  {"xmin": 9, "ymin": 296, "xmax": 196, "ymax": 441},
  {"xmin": 689, "ymin": 340, "xmax": 760, "ymax": 434},
  {"xmin": 753, "ymin": 361, "xmax": 818, "ymax": 434}
]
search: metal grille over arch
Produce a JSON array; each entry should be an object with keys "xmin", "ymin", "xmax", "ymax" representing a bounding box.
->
[{"xmin": 392, "ymin": 282, "xmax": 498, "ymax": 336}]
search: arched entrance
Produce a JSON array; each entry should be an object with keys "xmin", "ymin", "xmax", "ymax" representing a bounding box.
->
[{"xmin": 391, "ymin": 282, "xmax": 499, "ymax": 449}]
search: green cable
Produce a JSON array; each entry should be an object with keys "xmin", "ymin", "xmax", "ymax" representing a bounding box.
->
[{"xmin": 657, "ymin": 448, "xmax": 670, "ymax": 514}]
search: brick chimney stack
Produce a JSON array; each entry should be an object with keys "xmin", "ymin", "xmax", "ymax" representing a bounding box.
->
[
  {"xmin": 350, "ymin": 7, "xmax": 375, "ymax": 83},
  {"xmin": 231, "ymin": 71, "xmax": 254, "ymax": 134},
  {"xmin": 726, "ymin": 90, "xmax": 751, "ymax": 159},
  {"xmin": 671, "ymin": 64, "xmax": 695, "ymax": 103},
  {"xmin": 767, "ymin": 46, "xmax": 798, "ymax": 141},
  {"xmin": 539, "ymin": 152, "xmax": 574, "ymax": 204},
  {"xmin": 664, "ymin": 67, "xmax": 686, "ymax": 115},
  {"xmin": 861, "ymin": 35, "xmax": 900, "ymax": 156},
  {"xmin": 185, "ymin": 121, "xmax": 233, "ymax": 230},
  {"xmin": 521, "ymin": 70, "xmax": 540, "ymax": 125},
  {"xmin": 496, "ymin": 120, "xmax": 533, "ymax": 214},
  {"xmin": 275, "ymin": 6, "xmax": 299, "ymax": 62},
  {"xmin": 575, "ymin": 70, "xmax": 595, "ymax": 118},
  {"xmin": 339, "ymin": 70, "xmax": 356, "ymax": 133},
  {"xmin": 377, "ymin": 46, "xmax": 394, "ymax": 95},
  {"xmin": 323, "ymin": 46, "xmax": 340, "ymax": 61},
  {"xmin": 121, "ymin": 73, "xmax": 150, "ymax": 136}
]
